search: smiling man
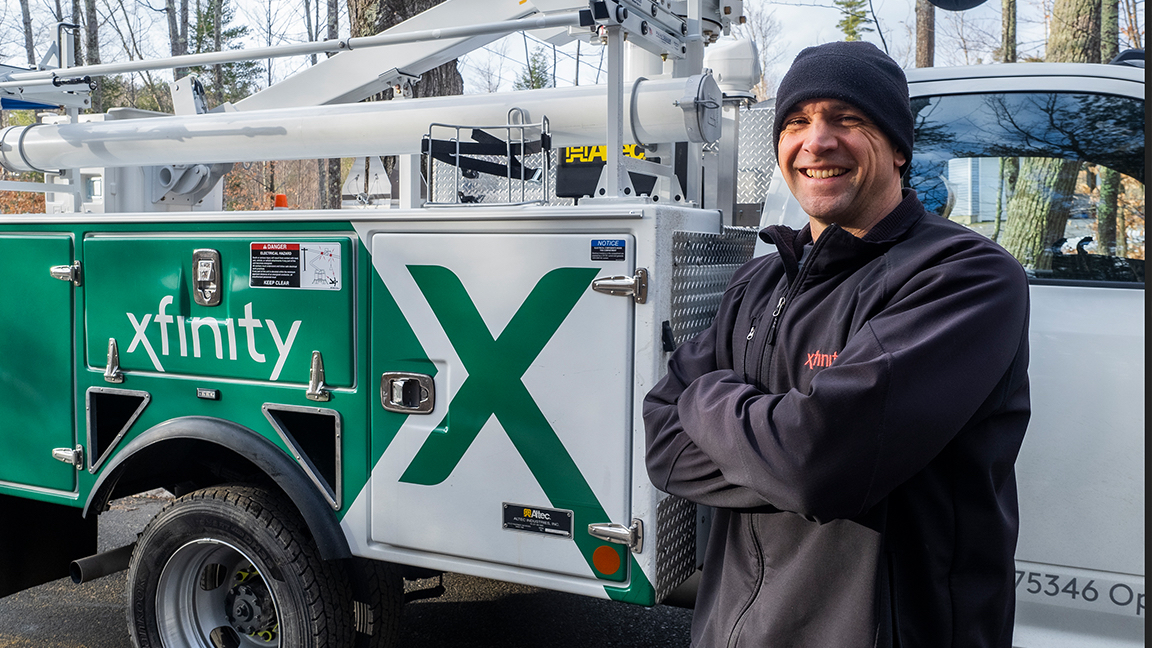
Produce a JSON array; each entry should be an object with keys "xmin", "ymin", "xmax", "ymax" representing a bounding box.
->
[{"xmin": 644, "ymin": 42, "xmax": 1032, "ymax": 647}]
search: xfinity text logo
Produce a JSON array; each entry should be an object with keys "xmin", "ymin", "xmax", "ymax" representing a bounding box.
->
[
  {"xmin": 126, "ymin": 296, "xmax": 302, "ymax": 380},
  {"xmin": 804, "ymin": 350, "xmax": 839, "ymax": 370}
]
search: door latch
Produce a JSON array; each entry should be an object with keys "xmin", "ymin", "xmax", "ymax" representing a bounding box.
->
[
  {"xmin": 588, "ymin": 518, "xmax": 644, "ymax": 553},
  {"xmin": 380, "ymin": 372, "xmax": 435, "ymax": 414},
  {"xmin": 104, "ymin": 338, "xmax": 124, "ymax": 383},
  {"xmin": 192, "ymin": 249, "xmax": 222, "ymax": 306},
  {"xmin": 50, "ymin": 261, "xmax": 82, "ymax": 286},
  {"xmin": 306, "ymin": 351, "xmax": 330, "ymax": 402},
  {"xmin": 592, "ymin": 267, "xmax": 648, "ymax": 304},
  {"xmin": 52, "ymin": 445, "xmax": 84, "ymax": 470}
]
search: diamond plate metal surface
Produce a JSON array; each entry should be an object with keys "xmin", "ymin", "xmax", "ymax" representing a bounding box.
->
[
  {"xmin": 669, "ymin": 227, "xmax": 758, "ymax": 347},
  {"xmin": 655, "ymin": 494, "xmax": 697, "ymax": 603},
  {"xmin": 737, "ymin": 104, "xmax": 777, "ymax": 206}
]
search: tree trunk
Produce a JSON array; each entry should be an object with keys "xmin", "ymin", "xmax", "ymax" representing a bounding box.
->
[
  {"xmin": 166, "ymin": 0, "xmax": 180, "ymax": 56},
  {"xmin": 1001, "ymin": 0, "xmax": 1016, "ymax": 61},
  {"xmin": 345, "ymin": 0, "xmax": 463, "ymax": 96},
  {"xmin": 1000, "ymin": 0, "xmax": 1102, "ymax": 270},
  {"xmin": 1000, "ymin": 158, "xmax": 1080, "ymax": 271},
  {"xmin": 1094, "ymin": 0, "xmax": 1121, "ymax": 257},
  {"xmin": 1101, "ymin": 0, "xmax": 1118, "ymax": 60},
  {"xmin": 213, "ymin": 0, "xmax": 224, "ymax": 105},
  {"xmin": 915, "ymin": 0, "xmax": 934, "ymax": 67},
  {"xmin": 72, "ymin": 0, "xmax": 83, "ymax": 66},
  {"xmin": 84, "ymin": 0, "xmax": 102, "ymax": 112},
  {"xmin": 1047, "ymin": 0, "xmax": 1100, "ymax": 63},
  {"xmin": 1096, "ymin": 169, "xmax": 1120, "ymax": 253},
  {"xmin": 304, "ymin": 0, "xmax": 317, "ymax": 65},
  {"xmin": 321, "ymin": 0, "xmax": 342, "ymax": 209},
  {"xmin": 20, "ymin": 0, "xmax": 36, "ymax": 67}
]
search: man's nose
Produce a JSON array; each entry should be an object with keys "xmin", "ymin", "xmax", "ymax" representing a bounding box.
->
[{"xmin": 802, "ymin": 119, "xmax": 838, "ymax": 154}]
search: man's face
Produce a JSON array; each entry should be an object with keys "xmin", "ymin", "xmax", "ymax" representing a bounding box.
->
[{"xmin": 777, "ymin": 99, "xmax": 907, "ymax": 237}]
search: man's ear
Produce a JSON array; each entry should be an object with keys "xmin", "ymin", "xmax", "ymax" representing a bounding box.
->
[{"xmin": 893, "ymin": 146, "xmax": 907, "ymax": 170}]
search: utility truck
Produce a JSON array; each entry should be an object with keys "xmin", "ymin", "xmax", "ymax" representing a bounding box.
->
[{"xmin": 0, "ymin": 1, "xmax": 1143, "ymax": 646}]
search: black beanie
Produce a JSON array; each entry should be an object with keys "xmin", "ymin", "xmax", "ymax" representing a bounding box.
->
[{"xmin": 772, "ymin": 41, "xmax": 913, "ymax": 176}]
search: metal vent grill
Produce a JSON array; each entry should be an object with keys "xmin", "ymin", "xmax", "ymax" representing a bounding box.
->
[
  {"xmin": 655, "ymin": 494, "xmax": 697, "ymax": 603},
  {"xmin": 669, "ymin": 227, "xmax": 758, "ymax": 347}
]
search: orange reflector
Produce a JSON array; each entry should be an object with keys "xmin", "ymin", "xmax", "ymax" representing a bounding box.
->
[
  {"xmin": 593, "ymin": 545, "xmax": 621, "ymax": 575},
  {"xmin": 273, "ymin": 193, "xmax": 289, "ymax": 209}
]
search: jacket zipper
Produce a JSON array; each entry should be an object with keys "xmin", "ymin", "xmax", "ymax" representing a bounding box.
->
[
  {"xmin": 741, "ymin": 317, "xmax": 759, "ymax": 383},
  {"xmin": 756, "ymin": 234, "xmax": 829, "ymax": 378},
  {"xmin": 727, "ymin": 519, "xmax": 766, "ymax": 648},
  {"xmin": 765, "ymin": 295, "xmax": 787, "ymax": 345}
]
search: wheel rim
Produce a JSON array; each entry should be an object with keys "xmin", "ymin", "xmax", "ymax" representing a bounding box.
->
[{"xmin": 156, "ymin": 539, "xmax": 281, "ymax": 648}]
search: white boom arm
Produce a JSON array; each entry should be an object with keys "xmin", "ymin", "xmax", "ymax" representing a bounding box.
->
[
  {"xmin": 237, "ymin": 0, "xmax": 539, "ymax": 110},
  {"xmin": 0, "ymin": 76, "xmax": 717, "ymax": 172}
]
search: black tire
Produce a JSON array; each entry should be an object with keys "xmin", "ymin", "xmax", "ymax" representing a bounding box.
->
[
  {"xmin": 347, "ymin": 557, "xmax": 404, "ymax": 648},
  {"xmin": 126, "ymin": 484, "xmax": 353, "ymax": 648}
]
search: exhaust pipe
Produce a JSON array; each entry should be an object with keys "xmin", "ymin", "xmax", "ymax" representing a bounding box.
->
[{"xmin": 69, "ymin": 543, "xmax": 136, "ymax": 584}]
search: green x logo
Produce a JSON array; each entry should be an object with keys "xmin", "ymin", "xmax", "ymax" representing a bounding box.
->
[
  {"xmin": 400, "ymin": 265, "xmax": 599, "ymax": 488},
  {"xmin": 398, "ymin": 265, "xmax": 635, "ymax": 583}
]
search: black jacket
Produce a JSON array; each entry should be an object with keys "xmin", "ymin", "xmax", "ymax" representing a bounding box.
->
[{"xmin": 644, "ymin": 191, "xmax": 1031, "ymax": 647}]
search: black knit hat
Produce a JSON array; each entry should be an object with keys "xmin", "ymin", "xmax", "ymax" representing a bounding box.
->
[{"xmin": 772, "ymin": 41, "xmax": 913, "ymax": 176}]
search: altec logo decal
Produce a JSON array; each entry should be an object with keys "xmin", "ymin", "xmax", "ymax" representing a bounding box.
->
[
  {"xmin": 804, "ymin": 350, "xmax": 839, "ymax": 370},
  {"xmin": 126, "ymin": 296, "xmax": 302, "ymax": 380},
  {"xmin": 524, "ymin": 508, "xmax": 551, "ymax": 520}
]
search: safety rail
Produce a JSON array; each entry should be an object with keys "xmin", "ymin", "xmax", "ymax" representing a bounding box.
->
[{"xmin": 420, "ymin": 109, "xmax": 551, "ymax": 206}]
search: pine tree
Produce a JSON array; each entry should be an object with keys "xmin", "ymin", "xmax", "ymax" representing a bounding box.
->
[
  {"xmin": 513, "ymin": 46, "xmax": 554, "ymax": 90},
  {"xmin": 834, "ymin": 0, "xmax": 873, "ymax": 42},
  {"xmin": 186, "ymin": 0, "xmax": 262, "ymax": 107}
]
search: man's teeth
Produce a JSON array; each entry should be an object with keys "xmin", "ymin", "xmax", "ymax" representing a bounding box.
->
[{"xmin": 804, "ymin": 168, "xmax": 847, "ymax": 179}]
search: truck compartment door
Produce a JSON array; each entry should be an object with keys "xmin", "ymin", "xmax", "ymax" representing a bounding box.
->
[
  {"xmin": 0, "ymin": 235, "xmax": 76, "ymax": 492},
  {"xmin": 370, "ymin": 232, "xmax": 635, "ymax": 584}
]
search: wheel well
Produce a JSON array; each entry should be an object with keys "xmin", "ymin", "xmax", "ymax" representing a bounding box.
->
[{"xmin": 85, "ymin": 417, "xmax": 351, "ymax": 561}]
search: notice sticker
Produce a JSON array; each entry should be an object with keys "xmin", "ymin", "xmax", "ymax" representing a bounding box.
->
[
  {"xmin": 250, "ymin": 242, "xmax": 341, "ymax": 290},
  {"xmin": 591, "ymin": 239, "xmax": 626, "ymax": 261},
  {"xmin": 503, "ymin": 503, "xmax": 573, "ymax": 539}
]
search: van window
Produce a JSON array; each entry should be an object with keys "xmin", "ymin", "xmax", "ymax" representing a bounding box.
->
[{"xmin": 909, "ymin": 91, "xmax": 1145, "ymax": 285}]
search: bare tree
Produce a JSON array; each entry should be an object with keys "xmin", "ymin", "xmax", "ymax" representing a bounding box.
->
[
  {"xmin": 101, "ymin": 0, "xmax": 169, "ymax": 110},
  {"xmin": 915, "ymin": 0, "xmax": 935, "ymax": 67},
  {"xmin": 303, "ymin": 0, "xmax": 317, "ymax": 65},
  {"xmin": 463, "ymin": 38, "xmax": 509, "ymax": 93},
  {"xmin": 1000, "ymin": 0, "xmax": 1016, "ymax": 61},
  {"xmin": 1094, "ymin": 0, "xmax": 1121, "ymax": 254},
  {"xmin": 321, "ymin": 0, "xmax": 341, "ymax": 208},
  {"xmin": 72, "ymin": 0, "xmax": 83, "ymax": 65},
  {"xmin": 1119, "ymin": 0, "xmax": 1141, "ymax": 48},
  {"xmin": 19, "ymin": 0, "xmax": 36, "ymax": 66},
  {"xmin": 84, "ymin": 0, "xmax": 102, "ymax": 111},
  {"xmin": 938, "ymin": 9, "xmax": 998, "ymax": 64},
  {"xmin": 732, "ymin": 1, "xmax": 785, "ymax": 100},
  {"xmin": 164, "ymin": 0, "xmax": 190, "ymax": 78}
]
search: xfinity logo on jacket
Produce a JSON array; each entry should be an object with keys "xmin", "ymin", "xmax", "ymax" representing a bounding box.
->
[{"xmin": 804, "ymin": 350, "xmax": 839, "ymax": 369}]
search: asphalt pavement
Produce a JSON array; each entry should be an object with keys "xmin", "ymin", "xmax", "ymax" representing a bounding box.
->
[{"xmin": 0, "ymin": 492, "xmax": 693, "ymax": 647}]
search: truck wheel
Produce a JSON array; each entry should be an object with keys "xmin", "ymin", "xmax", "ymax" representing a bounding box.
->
[
  {"xmin": 348, "ymin": 558, "xmax": 404, "ymax": 648},
  {"xmin": 126, "ymin": 484, "xmax": 353, "ymax": 648}
]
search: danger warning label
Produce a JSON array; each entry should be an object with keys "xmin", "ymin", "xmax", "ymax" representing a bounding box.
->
[{"xmin": 250, "ymin": 242, "xmax": 341, "ymax": 290}]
